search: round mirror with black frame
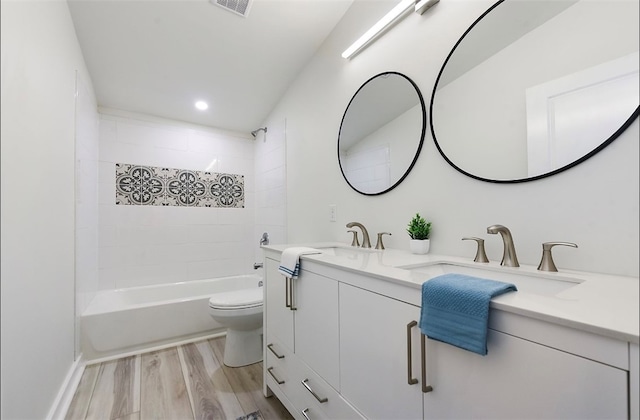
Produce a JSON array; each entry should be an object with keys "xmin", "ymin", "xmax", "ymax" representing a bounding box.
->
[
  {"xmin": 430, "ymin": 0, "xmax": 639, "ymax": 183},
  {"xmin": 338, "ymin": 72, "xmax": 426, "ymax": 195}
]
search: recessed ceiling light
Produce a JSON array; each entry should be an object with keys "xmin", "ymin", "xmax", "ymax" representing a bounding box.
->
[{"xmin": 195, "ymin": 101, "xmax": 209, "ymax": 110}]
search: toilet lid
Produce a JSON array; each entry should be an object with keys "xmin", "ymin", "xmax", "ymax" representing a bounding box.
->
[{"xmin": 209, "ymin": 287, "xmax": 263, "ymax": 309}]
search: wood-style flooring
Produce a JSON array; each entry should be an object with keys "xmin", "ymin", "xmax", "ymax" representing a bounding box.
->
[{"xmin": 66, "ymin": 337, "xmax": 293, "ymax": 420}]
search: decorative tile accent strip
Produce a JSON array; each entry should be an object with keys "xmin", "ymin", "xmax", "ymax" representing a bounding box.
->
[{"xmin": 115, "ymin": 163, "xmax": 244, "ymax": 208}]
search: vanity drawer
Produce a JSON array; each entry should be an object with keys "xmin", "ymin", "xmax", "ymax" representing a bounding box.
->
[
  {"xmin": 266, "ymin": 343, "xmax": 348, "ymax": 420},
  {"xmin": 266, "ymin": 340, "xmax": 290, "ymax": 366},
  {"xmin": 294, "ymin": 359, "xmax": 364, "ymax": 420},
  {"xmin": 265, "ymin": 340, "xmax": 295, "ymax": 396}
]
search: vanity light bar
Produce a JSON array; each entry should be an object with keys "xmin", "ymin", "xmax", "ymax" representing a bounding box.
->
[
  {"xmin": 341, "ymin": 0, "xmax": 416, "ymax": 59},
  {"xmin": 341, "ymin": 0, "xmax": 439, "ymax": 59},
  {"xmin": 415, "ymin": 0, "xmax": 439, "ymax": 15}
]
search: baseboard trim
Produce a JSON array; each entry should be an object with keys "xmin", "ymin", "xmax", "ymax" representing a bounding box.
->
[{"xmin": 46, "ymin": 355, "xmax": 85, "ymax": 420}]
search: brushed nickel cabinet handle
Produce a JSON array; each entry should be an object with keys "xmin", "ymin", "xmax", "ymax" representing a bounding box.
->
[
  {"xmin": 421, "ymin": 334, "xmax": 433, "ymax": 393},
  {"xmin": 267, "ymin": 343, "xmax": 285, "ymax": 359},
  {"xmin": 267, "ymin": 367, "xmax": 285, "ymax": 385},
  {"xmin": 289, "ymin": 277, "xmax": 297, "ymax": 311},
  {"xmin": 407, "ymin": 321, "xmax": 419, "ymax": 385},
  {"xmin": 285, "ymin": 277, "xmax": 291, "ymax": 308},
  {"xmin": 301, "ymin": 379, "xmax": 328, "ymax": 403},
  {"xmin": 301, "ymin": 408, "xmax": 311, "ymax": 420}
]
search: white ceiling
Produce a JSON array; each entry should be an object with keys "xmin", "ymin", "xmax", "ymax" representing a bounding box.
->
[{"xmin": 68, "ymin": 0, "xmax": 354, "ymax": 134}]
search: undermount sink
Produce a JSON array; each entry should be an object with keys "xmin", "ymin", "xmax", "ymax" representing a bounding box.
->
[
  {"xmin": 316, "ymin": 246, "xmax": 378, "ymax": 258},
  {"xmin": 398, "ymin": 262, "xmax": 583, "ymax": 297}
]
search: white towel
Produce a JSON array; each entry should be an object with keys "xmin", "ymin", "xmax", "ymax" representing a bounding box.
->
[{"xmin": 278, "ymin": 247, "xmax": 321, "ymax": 279}]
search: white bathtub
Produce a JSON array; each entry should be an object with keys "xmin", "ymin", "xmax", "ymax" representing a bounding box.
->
[{"xmin": 81, "ymin": 274, "xmax": 262, "ymax": 361}]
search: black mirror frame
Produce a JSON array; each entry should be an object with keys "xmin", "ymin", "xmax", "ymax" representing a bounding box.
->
[
  {"xmin": 338, "ymin": 71, "xmax": 427, "ymax": 195},
  {"xmin": 429, "ymin": 0, "xmax": 640, "ymax": 184}
]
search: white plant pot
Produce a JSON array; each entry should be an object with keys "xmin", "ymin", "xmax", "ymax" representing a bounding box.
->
[{"xmin": 410, "ymin": 239, "xmax": 430, "ymax": 254}]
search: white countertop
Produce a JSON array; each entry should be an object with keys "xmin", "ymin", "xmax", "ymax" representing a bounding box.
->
[{"xmin": 263, "ymin": 242, "xmax": 639, "ymax": 344}]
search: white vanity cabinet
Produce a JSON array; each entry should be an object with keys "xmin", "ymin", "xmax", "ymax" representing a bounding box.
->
[
  {"xmin": 423, "ymin": 327, "xmax": 627, "ymax": 419},
  {"xmin": 265, "ymin": 257, "xmax": 294, "ymax": 352},
  {"xmin": 264, "ymin": 256, "xmax": 339, "ymax": 386},
  {"xmin": 264, "ymin": 256, "xmax": 360, "ymax": 420},
  {"xmin": 339, "ymin": 281, "xmax": 628, "ymax": 420},
  {"xmin": 340, "ymin": 283, "xmax": 424, "ymax": 419},
  {"xmin": 263, "ymin": 248, "xmax": 637, "ymax": 420}
]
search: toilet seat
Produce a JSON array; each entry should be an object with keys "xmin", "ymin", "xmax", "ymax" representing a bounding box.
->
[{"xmin": 209, "ymin": 288, "xmax": 263, "ymax": 310}]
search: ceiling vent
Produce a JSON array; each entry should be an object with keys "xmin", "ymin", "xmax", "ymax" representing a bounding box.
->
[{"xmin": 211, "ymin": 0, "xmax": 252, "ymax": 18}]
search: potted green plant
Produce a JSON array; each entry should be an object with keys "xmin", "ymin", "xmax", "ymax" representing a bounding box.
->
[{"xmin": 407, "ymin": 213, "xmax": 432, "ymax": 254}]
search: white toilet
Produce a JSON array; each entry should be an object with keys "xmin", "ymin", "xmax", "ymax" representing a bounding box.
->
[{"xmin": 208, "ymin": 286, "xmax": 264, "ymax": 367}]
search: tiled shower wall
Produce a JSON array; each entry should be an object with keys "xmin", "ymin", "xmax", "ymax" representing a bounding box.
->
[
  {"xmin": 253, "ymin": 118, "xmax": 287, "ymax": 262},
  {"xmin": 98, "ymin": 111, "xmax": 255, "ymax": 290}
]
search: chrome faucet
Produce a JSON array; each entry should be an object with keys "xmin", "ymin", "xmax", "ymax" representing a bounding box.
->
[
  {"xmin": 346, "ymin": 222, "xmax": 371, "ymax": 248},
  {"xmin": 486, "ymin": 224, "xmax": 519, "ymax": 267}
]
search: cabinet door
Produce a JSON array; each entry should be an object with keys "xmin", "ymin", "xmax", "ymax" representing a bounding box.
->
[
  {"xmin": 340, "ymin": 283, "xmax": 423, "ymax": 420},
  {"xmin": 423, "ymin": 328, "xmax": 628, "ymax": 420},
  {"xmin": 265, "ymin": 257, "xmax": 294, "ymax": 352},
  {"xmin": 294, "ymin": 270, "xmax": 340, "ymax": 390}
]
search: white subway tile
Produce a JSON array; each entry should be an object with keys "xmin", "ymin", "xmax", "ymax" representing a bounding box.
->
[
  {"xmin": 98, "ymin": 267, "xmax": 118, "ymax": 290},
  {"xmin": 98, "ymin": 160, "xmax": 116, "ymax": 184},
  {"xmin": 99, "ymin": 244, "xmax": 141, "ymax": 269},
  {"xmin": 99, "ymin": 118, "xmax": 117, "ymax": 143},
  {"xmin": 180, "ymin": 242, "xmax": 247, "ymax": 262},
  {"xmin": 186, "ymin": 224, "xmax": 245, "ymax": 243},
  {"xmin": 116, "ymin": 120, "xmax": 188, "ymax": 151},
  {"xmin": 262, "ymin": 166, "xmax": 286, "ymax": 190},
  {"xmin": 140, "ymin": 244, "xmax": 190, "ymax": 266},
  {"xmin": 218, "ymin": 207, "xmax": 251, "ymax": 225},
  {"xmin": 188, "ymin": 131, "xmax": 222, "ymax": 154},
  {"xmin": 115, "ymin": 263, "xmax": 187, "ymax": 289},
  {"xmin": 99, "ymin": 225, "xmax": 117, "ymax": 247},
  {"xmin": 98, "ymin": 204, "xmax": 118, "ymax": 227},
  {"xmin": 98, "ymin": 181, "xmax": 115, "ymax": 205},
  {"xmin": 260, "ymin": 147, "xmax": 285, "ymax": 173},
  {"xmin": 256, "ymin": 206, "xmax": 286, "ymax": 227},
  {"xmin": 186, "ymin": 258, "xmax": 248, "ymax": 281}
]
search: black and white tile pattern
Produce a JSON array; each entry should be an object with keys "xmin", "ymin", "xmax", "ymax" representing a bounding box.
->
[{"xmin": 116, "ymin": 163, "xmax": 244, "ymax": 208}]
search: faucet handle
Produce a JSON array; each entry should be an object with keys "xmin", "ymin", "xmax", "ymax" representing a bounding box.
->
[
  {"xmin": 537, "ymin": 242, "xmax": 578, "ymax": 272},
  {"xmin": 462, "ymin": 237, "xmax": 490, "ymax": 263},
  {"xmin": 347, "ymin": 230, "xmax": 360, "ymax": 247},
  {"xmin": 375, "ymin": 232, "xmax": 392, "ymax": 250}
]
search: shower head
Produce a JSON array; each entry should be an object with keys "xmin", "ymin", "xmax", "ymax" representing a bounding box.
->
[{"xmin": 250, "ymin": 127, "xmax": 267, "ymax": 137}]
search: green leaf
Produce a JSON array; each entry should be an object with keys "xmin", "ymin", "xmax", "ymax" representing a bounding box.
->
[{"xmin": 407, "ymin": 213, "xmax": 431, "ymax": 240}]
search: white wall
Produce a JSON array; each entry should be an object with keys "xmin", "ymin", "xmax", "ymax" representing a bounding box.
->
[
  {"xmin": 264, "ymin": 0, "xmax": 639, "ymax": 278},
  {"xmin": 1, "ymin": 1, "xmax": 94, "ymax": 418},
  {"xmin": 98, "ymin": 110, "xmax": 256, "ymax": 289}
]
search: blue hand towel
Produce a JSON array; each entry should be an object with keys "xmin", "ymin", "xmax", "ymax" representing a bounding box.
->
[
  {"xmin": 278, "ymin": 247, "xmax": 321, "ymax": 279},
  {"xmin": 419, "ymin": 273, "xmax": 517, "ymax": 355}
]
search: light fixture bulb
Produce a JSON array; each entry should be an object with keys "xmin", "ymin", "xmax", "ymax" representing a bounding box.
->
[
  {"xmin": 342, "ymin": 0, "xmax": 415, "ymax": 59},
  {"xmin": 195, "ymin": 101, "xmax": 209, "ymax": 110}
]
